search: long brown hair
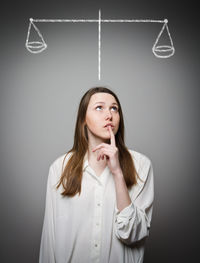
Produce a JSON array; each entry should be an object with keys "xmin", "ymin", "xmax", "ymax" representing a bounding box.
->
[{"xmin": 56, "ymin": 87, "xmax": 140, "ymax": 197}]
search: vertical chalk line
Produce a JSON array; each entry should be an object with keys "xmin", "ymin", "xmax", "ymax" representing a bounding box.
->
[{"xmin": 98, "ymin": 9, "xmax": 101, "ymax": 80}]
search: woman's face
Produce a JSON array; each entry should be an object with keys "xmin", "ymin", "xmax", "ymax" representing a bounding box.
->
[{"xmin": 85, "ymin": 92, "xmax": 120, "ymax": 141}]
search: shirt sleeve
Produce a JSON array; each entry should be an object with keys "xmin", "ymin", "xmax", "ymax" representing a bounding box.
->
[
  {"xmin": 39, "ymin": 165, "xmax": 56, "ymax": 263},
  {"xmin": 114, "ymin": 158, "xmax": 154, "ymax": 246}
]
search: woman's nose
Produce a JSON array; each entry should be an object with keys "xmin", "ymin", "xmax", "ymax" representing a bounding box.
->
[{"xmin": 105, "ymin": 109, "xmax": 112, "ymax": 120}]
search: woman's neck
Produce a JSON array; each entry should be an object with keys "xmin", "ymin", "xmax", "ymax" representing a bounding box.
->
[{"xmin": 87, "ymin": 130, "xmax": 109, "ymax": 166}]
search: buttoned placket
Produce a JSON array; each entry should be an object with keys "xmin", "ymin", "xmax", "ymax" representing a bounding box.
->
[
  {"xmin": 91, "ymin": 180, "xmax": 103, "ymax": 263},
  {"xmin": 85, "ymin": 165, "xmax": 108, "ymax": 263}
]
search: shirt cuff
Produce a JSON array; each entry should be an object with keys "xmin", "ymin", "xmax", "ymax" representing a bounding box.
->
[
  {"xmin": 115, "ymin": 202, "xmax": 135, "ymax": 228},
  {"xmin": 115, "ymin": 202, "xmax": 135, "ymax": 216}
]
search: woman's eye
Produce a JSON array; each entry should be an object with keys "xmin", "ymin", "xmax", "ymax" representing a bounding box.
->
[
  {"xmin": 96, "ymin": 106, "xmax": 102, "ymax": 111},
  {"xmin": 111, "ymin": 106, "xmax": 118, "ymax": 111}
]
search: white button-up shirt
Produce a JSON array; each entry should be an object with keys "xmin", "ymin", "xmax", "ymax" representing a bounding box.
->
[{"xmin": 39, "ymin": 149, "xmax": 154, "ymax": 263}]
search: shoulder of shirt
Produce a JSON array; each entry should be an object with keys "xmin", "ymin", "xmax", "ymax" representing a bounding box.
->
[
  {"xmin": 48, "ymin": 152, "xmax": 73, "ymax": 185},
  {"xmin": 128, "ymin": 148, "xmax": 152, "ymax": 165},
  {"xmin": 50, "ymin": 151, "xmax": 73, "ymax": 169},
  {"xmin": 128, "ymin": 148, "xmax": 153, "ymax": 180}
]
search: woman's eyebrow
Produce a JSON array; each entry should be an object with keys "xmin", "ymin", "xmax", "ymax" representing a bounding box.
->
[{"xmin": 94, "ymin": 102, "xmax": 118, "ymax": 106}]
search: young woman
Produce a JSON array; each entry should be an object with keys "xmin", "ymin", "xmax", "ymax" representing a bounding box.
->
[{"xmin": 39, "ymin": 87, "xmax": 154, "ymax": 263}]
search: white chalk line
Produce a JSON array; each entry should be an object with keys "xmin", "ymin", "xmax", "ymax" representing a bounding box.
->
[
  {"xmin": 98, "ymin": 10, "xmax": 101, "ymax": 81},
  {"xmin": 31, "ymin": 19, "xmax": 165, "ymax": 23}
]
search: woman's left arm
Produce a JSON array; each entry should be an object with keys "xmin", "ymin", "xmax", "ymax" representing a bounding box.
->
[{"xmin": 113, "ymin": 158, "xmax": 154, "ymax": 246}]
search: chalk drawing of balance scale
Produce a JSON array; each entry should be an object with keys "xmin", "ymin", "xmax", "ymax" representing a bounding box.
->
[{"xmin": 25, "ymin": 10, "xmax": 175, "ymax": 80}]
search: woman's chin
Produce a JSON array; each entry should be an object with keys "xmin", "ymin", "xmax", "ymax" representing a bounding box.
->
[
  {"xmin": 89, "ymin": 130, "xmax": 111, "ymax": 142},
  {"xmin": 97, "ymin": 134, "xmax": 110, "ymax": 141}
]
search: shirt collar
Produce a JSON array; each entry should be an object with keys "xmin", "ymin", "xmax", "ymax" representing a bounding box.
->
[{"xmin": 82, "ymin": 150, "xmax": 111, "ymax": 186}]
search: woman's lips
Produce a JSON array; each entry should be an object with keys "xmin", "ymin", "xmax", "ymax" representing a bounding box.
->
[
  {"xmin": 104, "ymin": 124, "xmax": 114, "ymax": 129},
  {"xmin": 104, "ymin": 123, "xmax": 114, "ymax": 127}
]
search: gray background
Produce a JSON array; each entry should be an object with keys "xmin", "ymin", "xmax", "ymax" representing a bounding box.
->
[{"xmin": 1, "ymin": 0, "xmax": 199, "ymax": 262}]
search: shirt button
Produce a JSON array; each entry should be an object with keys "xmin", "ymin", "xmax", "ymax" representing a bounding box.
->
[
  {"xmin": 96, "ymin": 222, "xmax": 99, "ymax": 226},
  {"xmin": 97, "ymin": 203, "xmax": 101, "ymax": 206},
  {"xmin": 95, "ymin": 244, "xmax": 98, "ymax": 247}
]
